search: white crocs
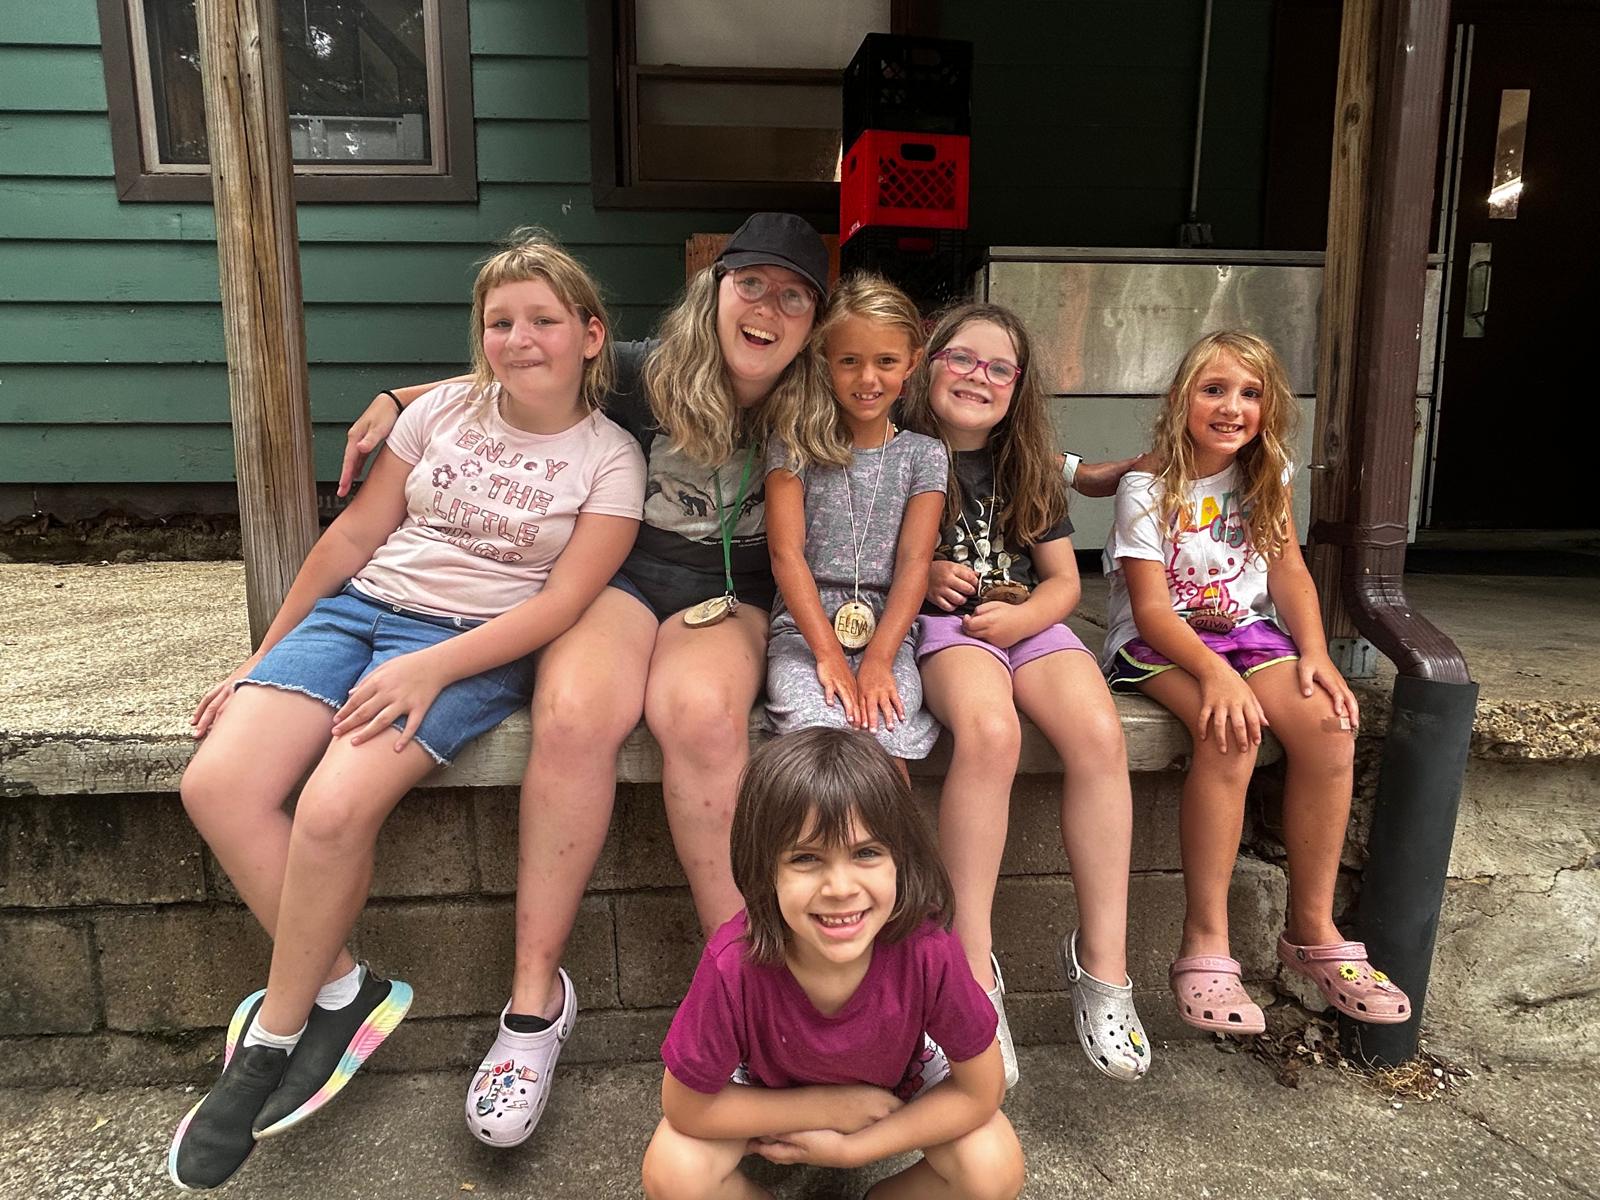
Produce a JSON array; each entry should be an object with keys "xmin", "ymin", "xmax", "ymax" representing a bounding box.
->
[
  {"xmin": 1058, "ymin": 929, "xmax": 1149, "ymax": 1082},
  {"xmin": 465, "ymin": 968, "xmax": 576, "ymax": 1148},
  {"xmin": 986, "ymin": 954, "xmax": 1020, "ymax": 1090}
]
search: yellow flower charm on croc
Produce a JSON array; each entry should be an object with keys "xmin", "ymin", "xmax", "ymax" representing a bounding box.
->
[
  {"xmin": 1338, "ymin": 964, "xmax": 1361, "ymax": 981},
  {"xmin": 1129, "ymin": 1029, "xmax": 1147, "ymax": 1057},
  {"xmin": 1372, "ymin": 969, "xmax": 1390, "ymax": 982}
]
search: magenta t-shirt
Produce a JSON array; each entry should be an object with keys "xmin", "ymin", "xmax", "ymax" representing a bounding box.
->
[{"xmin": 661, "ymin": 910, "xmax": 997, "ymax": 1097}]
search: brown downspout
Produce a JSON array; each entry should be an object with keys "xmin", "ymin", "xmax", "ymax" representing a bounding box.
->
[
  {"xmin": 1310, "ymin": 0, "xmax": 1479, "ymax": 1065},
  {"xmin": 1331, "ymin": 0, "xmax": 1468, "ymax": 685}
]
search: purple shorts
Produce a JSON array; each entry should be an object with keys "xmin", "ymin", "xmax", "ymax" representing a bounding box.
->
[
  {"xmin": 1105, "ymin": 619, "xmax": 1299, "ymax": 693},
  {"xmin": 915, "ymin": 614, "xmax": 1092, "ymax": 674}
]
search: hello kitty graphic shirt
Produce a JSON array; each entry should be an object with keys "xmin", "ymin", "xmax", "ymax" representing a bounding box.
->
[
  {"xmin": 1099, "ymin": 463, "xmax": 1290, "ymax": 672},
  {"xmin": 350, "ymin": 381, "xmax": 645, "ymax": 621}
]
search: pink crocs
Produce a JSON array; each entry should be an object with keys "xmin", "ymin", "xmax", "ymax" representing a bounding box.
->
[
  {"xmin": 1277, "ymin": 936, "xmax": 1411, "ymax": 1024},
  {"xmin": 1168, "ymin": 954, "xmax": 1266, "ymax": 1035}
]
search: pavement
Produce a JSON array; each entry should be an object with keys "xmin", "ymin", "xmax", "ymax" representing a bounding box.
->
[
  {"xmin": 1, "ymin": 1043, "xmax": 1595, "ymax": 1199},
  {"xmin": 2, "ymin": 559, "xmax": 1597, "ymax": 755}
]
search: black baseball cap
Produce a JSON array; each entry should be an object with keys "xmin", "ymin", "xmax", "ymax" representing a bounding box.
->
[{"xmin": 715, "ymin": 212, "xmax": 830, "ymax": 302}]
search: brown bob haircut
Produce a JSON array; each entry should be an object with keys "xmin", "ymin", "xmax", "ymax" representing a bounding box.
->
[{"xmin": 731, "ymin": 728, "xmax": 953, "ymax": 967}]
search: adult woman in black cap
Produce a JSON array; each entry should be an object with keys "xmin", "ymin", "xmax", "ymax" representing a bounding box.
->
[{"xmin": 338, "ymin": 214, "xmax": 831, "ymax": 1149}]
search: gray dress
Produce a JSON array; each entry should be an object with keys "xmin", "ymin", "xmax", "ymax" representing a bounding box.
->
[{"xmin": 765, "ymin": 431, "xmax": 949, "ymax": 759}]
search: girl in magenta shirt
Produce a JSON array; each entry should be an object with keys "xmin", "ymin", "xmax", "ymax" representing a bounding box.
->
[{"xmin": 643, "ymin": 728, "xmax": 1023, "ymax": 1200}]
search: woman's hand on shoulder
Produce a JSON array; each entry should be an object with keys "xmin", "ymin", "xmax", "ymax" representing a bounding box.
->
[
  {"xmin": 815, "ymin": 654, "xmax": 861, "ymax": 726},
  {"xmin": 855, "ymin": 656, "xmax": 905, "ymax": 732},
  {"xmin": 338, "ymin": 392, "xmax": 404, "ymax": 497},
  {"xmin": 926, "ymin": 560, "xmax": 978, "ymax": 612},
  {"xmin": 1296, "ymin": 651, "xmax": 1360, "ymax": 730},
  {"xmin": 961, "ymin": 601, "xmax": 1030, "ymax": 649},
  {"xmin": 190, "ymin": 653, "xmax": 264, "ymax": 738},
  {"xmin": 1197, "ymin": 663, "xmax": 1268, "ymax": 753},
  {"xmin": 331, "ymin": 646, "xmax": 453, "ymax": 752}
]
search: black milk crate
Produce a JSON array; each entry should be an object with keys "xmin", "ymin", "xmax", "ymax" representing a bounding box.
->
[
  {"xmin": 843, "ymin": 33, "xmax": 973, "ymax": 149},
  {"xmin": 839, "ymin": 226, "xmax": 972, "ymax": 312}
]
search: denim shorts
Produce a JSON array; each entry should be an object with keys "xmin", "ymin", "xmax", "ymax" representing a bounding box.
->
[{"xmin": 240, "ymin": 584, "xmax": 536, "ymax": 765}]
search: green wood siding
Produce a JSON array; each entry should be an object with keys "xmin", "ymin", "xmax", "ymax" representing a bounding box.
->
[
  {"xmin": 0, "ymin": 0, "xmax": 750, "ymax": 485},
  {"xmin": 1, "ymin": 0, "xmax": 1274, "ymax": 487}
]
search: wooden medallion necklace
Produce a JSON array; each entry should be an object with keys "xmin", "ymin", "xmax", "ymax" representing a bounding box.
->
[
  {"xmin": 833, "ymin": 423, "xmax": 893, "ymax": 650},
  {"xmin": 683, "ymin": 441, "xmax": 758, "ymax": 629}
]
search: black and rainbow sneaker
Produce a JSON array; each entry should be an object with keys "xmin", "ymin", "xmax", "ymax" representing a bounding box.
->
[
  {"xmin": 252, "ymin": 965, "xmax": 413, "ymax": 1139},
  {"xmin": 167, "ymin": 990, "xmax": 282, "ymax": 1190}
]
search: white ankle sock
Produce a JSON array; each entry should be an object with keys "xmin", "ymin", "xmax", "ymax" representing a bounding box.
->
[
  {"xmin": 242, "ymin": 1013, "xmax": 305, "ymax": 1052},
  {"xmin": 315, "ymin": 963, "xmax": 363, "ymax": 1010}
]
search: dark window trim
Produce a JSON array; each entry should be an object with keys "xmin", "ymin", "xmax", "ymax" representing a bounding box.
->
[
  {"xmin": 585, "ymin": 0, "xmax": 934, "ymax": 213},
  {"xmin": 96, "ymin": 0, "xmax": 477, "ymax": 203}
]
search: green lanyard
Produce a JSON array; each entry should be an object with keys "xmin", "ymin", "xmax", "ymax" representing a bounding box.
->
[{"xmin": 710, "ymin": 442, "xmax": 759, "ymax": 599}]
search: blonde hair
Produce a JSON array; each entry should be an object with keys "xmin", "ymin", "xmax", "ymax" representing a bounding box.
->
[
  {"xmin": 1149, "ymin": 330, "xmax": 1296, "ymax": 562},
  {"xmin": 771, "ymin": 273, "xmax": 925, "ymax": 472},
  {"xmin": 899, "ymin": 303, "xmax": 1068, "ymax": 543},
  {"xmin": 642, "ymin": 266, "xmax": 830, "ymax": 469},
  {"xmin": 468, "ymin": 227, "xmax": 613, "ymax": 412}
]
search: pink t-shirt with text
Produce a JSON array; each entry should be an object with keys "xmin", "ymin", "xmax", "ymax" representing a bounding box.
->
[
  {"xmin": 352, "ymin": 382, "xmax": 645, "ymax": 620},
  {"xmin": 661, "ymin": 910, "xmax": 997, "ymax": 1096}
]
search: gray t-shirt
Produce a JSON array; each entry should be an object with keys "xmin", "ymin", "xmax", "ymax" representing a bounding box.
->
[{"xmin": 766, "ymin": 431, "xmax": 948, "ymax": 629}]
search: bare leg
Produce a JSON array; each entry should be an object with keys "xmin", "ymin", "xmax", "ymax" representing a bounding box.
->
[
  {"xmin": 255, "ymin": 734, "xmax": 435, "ymax": 1035},
  {"xmin": 644, "ymin": 604, "xmax": 769, "ymax": 936},
  {"xmin": 180, "ymin": 686, "xmax": 359, "ymax": 984},
  {"xmin": 1246, "ymin": 662, "xmax": 1352, "ymax": 946},
  {"xmin": 920, "ymin": 647, "xmax": 1022, "ymax": 990},
  {"xmin": 1013, "ymin": 650, "xmax": 1132, "ymax": 982},
  {"xmin": 1137, "ymin": 670, "xmax": 1258, "ymax": 960},
  {"xmin": 512, "ymin": 590, "xmax": 657, "ymax": 1017},
  {"xmin": 868, "ymin": 1110, "xmax": 1024, "ymax": 1200},
  {"xmin": 641, "ymin": 1118, "xmax": 769, "ymax": 1200}
]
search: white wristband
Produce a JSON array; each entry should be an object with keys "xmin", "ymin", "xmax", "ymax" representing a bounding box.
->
[{"xmin": 1061, "ymin": 451, "xmax": 1083, "ymax": 490}]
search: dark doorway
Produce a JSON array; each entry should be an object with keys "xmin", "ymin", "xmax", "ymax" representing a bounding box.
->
[{"xmin": 1427, "ymin": 8, "xmax": 1600, "ymax": 529}]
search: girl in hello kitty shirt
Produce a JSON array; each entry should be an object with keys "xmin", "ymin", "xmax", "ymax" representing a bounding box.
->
[{"xmin": 1101, "ymin": 330, "xmax": 1411, "ymax": 1038}]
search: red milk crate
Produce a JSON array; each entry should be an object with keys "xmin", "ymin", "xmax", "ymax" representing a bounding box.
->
[{"xmin": 839, "ymin": 128, "xmax": 970, "ymax": 245}]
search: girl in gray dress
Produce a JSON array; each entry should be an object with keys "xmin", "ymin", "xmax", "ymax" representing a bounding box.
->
[{"xmin": 765, "ymin": 276, "xmax": 947, "ymax": 764}]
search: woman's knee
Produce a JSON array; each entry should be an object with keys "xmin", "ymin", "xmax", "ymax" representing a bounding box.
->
[
  {"xmin": 531, "ymin": 671, "xmax": 640, "ymax": 759},
  {"xmin": 645, "ymin": 682, "xmax": 750, "ymax": 762}
]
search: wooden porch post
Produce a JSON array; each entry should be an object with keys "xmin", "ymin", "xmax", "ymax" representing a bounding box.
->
[
  {"xmin": 1308, "ymin": 0, "xmax": 1381, "ymax": 664},
  {"xmin": 196, "ymin": 0, "xmax": 318, "ymax": 645}
]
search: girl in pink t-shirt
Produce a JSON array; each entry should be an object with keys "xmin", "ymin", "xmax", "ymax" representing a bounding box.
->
[
  {"xmin": 169, "ymin": 232, "xmax": 644, "ymax": 1191},
  {"xmin": 643, "ymin": 728, "xmax": 1023, "ymax": 1200}
]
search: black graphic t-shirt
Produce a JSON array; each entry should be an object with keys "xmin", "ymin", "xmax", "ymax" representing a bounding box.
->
[
  {"xmin": 606, "ymin": 340, "xmax": 774, "ymax": 615},
  {"xmin": 920, "ymin": 448, "xmax": 1074, "ymax": 617}
]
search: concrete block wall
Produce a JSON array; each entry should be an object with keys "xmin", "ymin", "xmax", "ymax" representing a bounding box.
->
[
  {"xmin": 0, "ymin": 773, "xmax": 1300, "ymax": 1086},
  {"xmin": 4, "ymin": 733, "xmax": 1596, "ymax": 1083}
]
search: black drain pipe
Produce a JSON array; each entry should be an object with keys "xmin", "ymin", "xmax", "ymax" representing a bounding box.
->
[{"xmin": 1310, "ymin": 0, "xmax": 1478, "ymax": 1066}]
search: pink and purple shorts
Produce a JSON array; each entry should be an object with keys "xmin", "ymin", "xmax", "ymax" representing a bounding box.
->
[
  {"xmin": 916, "ymin": 614, "xmax": 1092, "ymax": 674},
  {"xmin": 1105, "ymin": 619, "xmax": 1299, "ymax": 694}
]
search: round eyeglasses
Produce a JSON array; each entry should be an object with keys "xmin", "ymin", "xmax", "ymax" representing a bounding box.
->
[
  {"xmin": 931, "ymin": 347, "xmax": 1021, "ymax": 387},
  {"xmin": 725, "ymin": 270, "xmax": 817, "ymax": 318}
]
